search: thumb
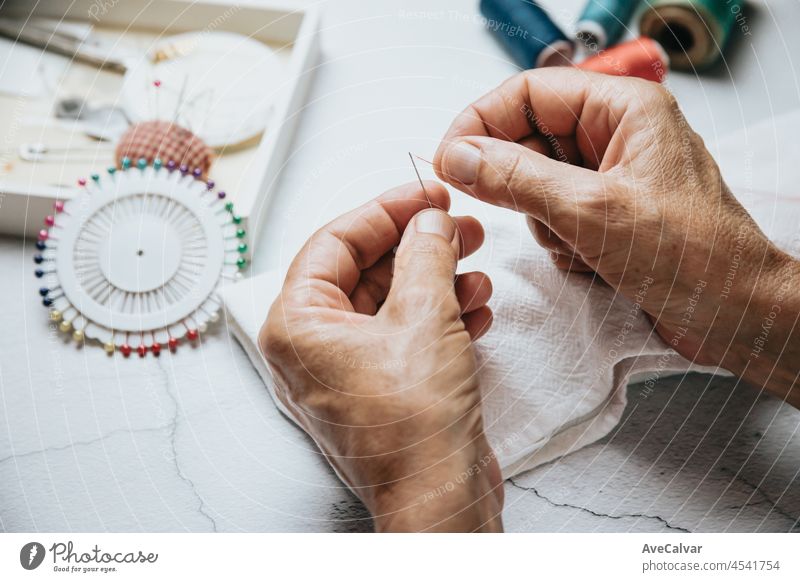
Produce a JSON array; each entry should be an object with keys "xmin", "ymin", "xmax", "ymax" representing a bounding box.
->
[
  {"xmin": 382, "ymin": 209, "xmax": 460, "ymax": 324},
  {"xmin": 434, "ymin": 135, "xmax": 600, "ymax": 226}
]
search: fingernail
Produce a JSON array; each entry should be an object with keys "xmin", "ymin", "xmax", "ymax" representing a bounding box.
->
[
  {"xmin": 415, "ymin": 209, "xmax": 456, "ymax": 241},
  {"xmin": 444, "ymin": 142, "xmax": 480, "ymax": 185}
]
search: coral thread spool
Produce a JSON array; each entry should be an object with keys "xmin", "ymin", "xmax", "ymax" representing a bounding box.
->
[{"xmin": 577, "ymin": 37, "xmax": 669, "ymax": 83}]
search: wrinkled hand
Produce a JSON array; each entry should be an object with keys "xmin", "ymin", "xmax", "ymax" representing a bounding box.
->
[
  {"xmin": 260, "ymin": 182, "xmax": 504, "ymax": 532},
  {"xmin": 434, "ymin": 67, "xmax": 800, "ymax": 406}
]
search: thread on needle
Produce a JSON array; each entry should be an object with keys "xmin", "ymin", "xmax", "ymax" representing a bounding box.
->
[{"xmin": 408, "ymin": 152, "xmax": 432, "ymax": 208}]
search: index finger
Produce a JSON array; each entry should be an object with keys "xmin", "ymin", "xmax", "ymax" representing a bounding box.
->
[
  {"xmin": 282, "ymin": 180, "xmax": 450, "ymax": 310},
  {"xmin": 434, "ymin": 67, "xmax": 645, "ymax": 173}
]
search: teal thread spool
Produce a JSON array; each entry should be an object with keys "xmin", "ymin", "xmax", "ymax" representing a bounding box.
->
[
  {"xmin": 479, "ymin": 0, "xmax": 574, "ymax": 69},
  {"xmin": 639, "ymin": 0, "xmax": 744, "ymax": 70},
  {"xmin": 576, "ymin": 0, "xmax": 642, "ymax": 50}
]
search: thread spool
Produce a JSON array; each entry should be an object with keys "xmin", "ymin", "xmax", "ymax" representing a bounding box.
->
[
  {"xmin": 115, "ymin": 120, "xmax": 213, "ymax": 177},
  {"xmin": 639, "ymin": 0, "xmax": 743, "ymax": 70},
  {"xmin": 576, "ymin": 0, "xmax": 642, "ymax": 50},
  {"xmin": 479, "ymin": 0, "xmax": 574, "ymax": 69},
  {"xmin": 577, "ymin": 36, "xmax": 669, "ymax": 82}
]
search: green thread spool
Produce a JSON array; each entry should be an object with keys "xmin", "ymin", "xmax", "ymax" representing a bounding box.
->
[
  {"xmin": 639, "ymin": 0, "xmax": 743, "ymax": 70},
  {"xmin": 576, "ymin": 0, "xmax": 642, "ymax": 50}
]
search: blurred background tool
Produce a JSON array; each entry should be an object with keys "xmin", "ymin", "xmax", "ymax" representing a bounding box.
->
[
  {"xmin": 16, "ymin": 142, "xmax": 112, "ymax": 163},
  {"xmin": 0, "ymin": 16, "xmax": 134, "ymax": 72},
  {"xmin": 53, "ymin": 97, "xmax": 130, "ymax": 141}
]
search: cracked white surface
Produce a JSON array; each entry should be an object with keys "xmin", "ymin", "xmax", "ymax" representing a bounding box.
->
[{"xmin": 504, "ymin": 375, "xmax": 800, "ymax": 533}]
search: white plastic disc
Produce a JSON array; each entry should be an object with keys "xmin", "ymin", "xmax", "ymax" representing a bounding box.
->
[{"xmin": 36, "ymin": 162, "xmax": 248, "ymax": 355}]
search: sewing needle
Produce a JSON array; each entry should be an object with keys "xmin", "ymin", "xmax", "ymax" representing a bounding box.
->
[{"xmin": 408, "ymin": 152, "xmax": 432, "ymax": 208}]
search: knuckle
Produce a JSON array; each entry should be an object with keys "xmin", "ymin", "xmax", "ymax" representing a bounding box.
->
[
  {"xmin": 572, "ymin": 181, "xmax": 636, "ymax": 255},
  {"xmin": 576, "ymin": 179, "xmax": 620, "ymax": 213},
  {"xmin": 625, "ymin": 81, "xmax": 676, "ymax": 117},
  {"xmin": 503, "ymin": 149, "xmax": 528, "ymax": 192},
  {"xmin": 495, "ymin": 148, "xmax": 524, "ymax": 188},
  {"xmin": 397, "ymin": 238, "xmax": 457, "ymax": 276},
  {"xmin": 396, "ymin": 285, "xmax": 436, "ymax": 310},
  {"xmin": 405, "ymin": 236, "xmax": 452, "ymax": 259},
  {"xmin": 396, "ymin": 285, "xmax": 460, "ymax": 321},
  {"xmin": 652, "ymin": 87, "xmax": 681, "ymax": 120},
  {"xmin": 259, "ymin": 309, "xmax": 291, "ymax": 360},
  {"xmin": 641, "ymin": 80, "xmax": 673, "ymax": 104},
  {"xmin": 482, "ymin": 146, "xmax": 528, "ymax": 201}
]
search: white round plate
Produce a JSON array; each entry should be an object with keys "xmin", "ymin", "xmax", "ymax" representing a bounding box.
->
[
  {"xmin": 34, "ymin": 160, "xmax": 248, "ymax": 356},
  {"xmin": 121, "ymin": 31, "xmax": 283, "ymax": 149}
]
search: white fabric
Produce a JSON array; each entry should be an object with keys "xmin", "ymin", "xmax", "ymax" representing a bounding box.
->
[{"xmin": 220, "ymin": 111, "xmax": 800, "ymax": 479}]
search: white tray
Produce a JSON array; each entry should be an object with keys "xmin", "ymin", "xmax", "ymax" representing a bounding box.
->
[{"xmin": 0, "ymin": 0, "xmax": 319, "ymax": 248}]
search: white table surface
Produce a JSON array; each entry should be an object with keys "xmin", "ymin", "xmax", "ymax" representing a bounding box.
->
[{"xmin": 1, "ymin": 0, "xmax": 798, "ymax": 532}]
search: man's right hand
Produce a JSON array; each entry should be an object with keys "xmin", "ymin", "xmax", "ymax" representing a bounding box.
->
[{"xmin": 433, "ymin": 68, "xmax": 800, "ymax": 407}]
